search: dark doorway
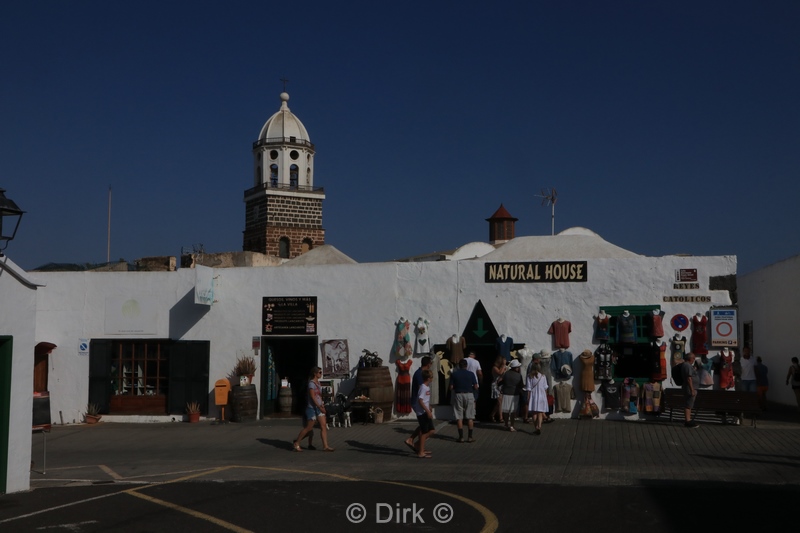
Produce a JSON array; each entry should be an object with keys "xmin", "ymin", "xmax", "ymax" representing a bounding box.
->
[{"xmin": 262, "ymin": 336, "xmax": 318, "ymax": 416}]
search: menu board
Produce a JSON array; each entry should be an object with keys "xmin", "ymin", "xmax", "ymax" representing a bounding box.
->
[{"xmin": 262, "ymin": 296, "xmax": 317, "ymax": 336}]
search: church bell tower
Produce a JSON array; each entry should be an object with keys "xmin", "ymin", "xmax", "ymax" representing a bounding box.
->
[{"xmin": 243, "ymin": 91, "xmax": 325, "ymax": 258}]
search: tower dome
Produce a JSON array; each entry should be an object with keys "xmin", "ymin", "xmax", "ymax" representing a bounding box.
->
[{"xmin": 257, "ymin": 92, "xmax": 311, "ymax": 142}]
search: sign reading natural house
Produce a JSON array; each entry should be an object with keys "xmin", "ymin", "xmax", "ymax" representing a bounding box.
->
[{"xmin": 485, "ymin": 261, "xmax": 588, "ymax": 283}]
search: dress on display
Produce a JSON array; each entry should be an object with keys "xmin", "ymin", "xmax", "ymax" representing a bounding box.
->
[
  {"xmin": 495, "ymin": 336, "xmax": 514, "ymax": 361},
  {"xmin": 394, "ymin": 319, "xmax": 413, "ymax": 358},
  {"xmin": 446, "ymin": 336, "xmax": 466, "ymax": 365},
  {"xmin": 717, "ymin": 350, "xmax": 735, "ymax": 389},
  {"xmin": 652, "ymin": 342, "xmax": 667, "ymax": 381},
  {"xmin": 671, "ymin": 336, "xmax": 687, "ymax": 366},
  {"xmin": 691, "ymin": 315, "xmax": 709, "ymax": 355},
  {"xmin": 642, "ymin": 382, "xmax": 662, "ymax": 413},
  {"xmin": 650, "ymin": 312, "xmax": 665, "ymax": 338},
  {"xmin": 554, "ymin": 381, "xmax": 574, "ymax": 413},
  {"xmin": 617, "ymin": 314, "xmax": 637, "ymax": 344},
  {"xmin": 395, "ymin": 358, "xmax": 413, "ymax": 414},
  {"xmin": 595, "ymin": 315, "xmax": 610, "ymax": 342},
  {"xmin": 547, "ymin": 320, "xmax": 572, "ymax": 349},
  {"xmin": 525, "ymin": 373, "xmax": 549, "ymax": 413},
  {"xmin": 414, "ymin": 318, "xmax": 430, "ymax": 355},
  {"xmin": 578, "ymin": 351, "xmax": 595, "ymax": 392},
  {"xmin": 594, "ymin": 345, "xmax": 614, "ymax": 381}
]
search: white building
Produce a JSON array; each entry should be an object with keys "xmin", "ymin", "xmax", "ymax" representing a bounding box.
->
[{"xmin": 1, "ymin": 93, "xmax": 742, "ymax": 494}]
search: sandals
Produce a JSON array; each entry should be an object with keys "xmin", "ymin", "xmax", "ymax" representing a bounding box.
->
[
  {"xmin": 323, "ymin": 447, "xmax": 335, "ymax": 452},
  {"xmin": 292, "ymin": 442, "xmax": 302, "ymax": 452}
]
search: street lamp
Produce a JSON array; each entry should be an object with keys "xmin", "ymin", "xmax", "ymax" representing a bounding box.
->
[{"xmin": 0, "ymin": 188, "xmax": 25, "ymax": 256}]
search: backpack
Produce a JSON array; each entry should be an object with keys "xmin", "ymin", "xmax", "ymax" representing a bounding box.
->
[{"xmin": 671, "ymin": 363, "xmax": 684, "ymax": 387}]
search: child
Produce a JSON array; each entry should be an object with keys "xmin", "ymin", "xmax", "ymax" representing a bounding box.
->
[{"xmin": 412, "ymin": 369, "xmax": 435, "ymax": 458}]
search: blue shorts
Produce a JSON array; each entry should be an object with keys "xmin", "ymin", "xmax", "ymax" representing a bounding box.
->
[{"xmin": 305, "ymin": 405, "xmax": 322, "ymax": 421}]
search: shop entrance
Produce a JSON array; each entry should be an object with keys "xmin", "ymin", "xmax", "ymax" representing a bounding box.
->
[
  {"xmin": 261, "ymin": 336, "xmax": 318, "ymax": 417},
  {"xmin": 0, "ymin": 336, "xmax": 12, "ymax": 494}
]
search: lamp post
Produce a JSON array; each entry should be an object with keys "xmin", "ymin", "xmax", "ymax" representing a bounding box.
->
[{"xmin": 0, "ymin": 188, "xmax": 25, "ymax": 256}]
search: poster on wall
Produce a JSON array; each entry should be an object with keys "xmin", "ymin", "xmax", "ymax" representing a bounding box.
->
[
  {"xmin": 104, "ymin": 295, "xmax": 158, "ymax": 335},
  {"xmin": 262, "ymin": 296, "xmax": 317, "ymax": 335},
  {"xmin": 711, "ymin": 308, "xmax": 738, "ymax": 347},
  {"xmin": 320, "ymin": 339, "xmax": 350, "ymax": 378}
]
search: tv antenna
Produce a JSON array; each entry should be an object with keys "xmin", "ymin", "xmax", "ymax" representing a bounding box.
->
[{"xmin": 534, "ymin": 188, "xmax": 558, "ymax": 235}]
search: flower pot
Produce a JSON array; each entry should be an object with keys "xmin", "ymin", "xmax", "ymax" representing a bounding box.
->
[
  {"xmin": 188, "ymin": 412, "xmax": 200, "ymax": 423},
  {"xmin": 85, "ymin": 414, "xmax": 101, "ymax": 424}
]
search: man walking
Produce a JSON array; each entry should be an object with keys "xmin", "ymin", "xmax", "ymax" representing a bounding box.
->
[
  {"xmin": 464, "ymin": 351, "xmax": 483, "ymax": 402},
  {"xmin": 450, "ymin": 359, "xmax": 478, "ymax": 443},
  {"xmin": 682, "ymin": 352, "xmax": 700, "ymax": 428}
]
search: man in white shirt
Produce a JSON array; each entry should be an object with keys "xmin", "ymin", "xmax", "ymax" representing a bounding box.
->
[
  {"xmin": 464, "ymin": 351, "xmax": 483, "ymax": 402},
  {"xmin": 739, "ymin": 347, "xmax": 757, "ymax": 393}
]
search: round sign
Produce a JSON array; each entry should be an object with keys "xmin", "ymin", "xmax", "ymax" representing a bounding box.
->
[
  {"xmin": 716, "ymin": 322, "xmax": 733, "ymax": 337},
  {"xmin": 671, "ymin": 314, "xmax": 689, "ymax": 331}
]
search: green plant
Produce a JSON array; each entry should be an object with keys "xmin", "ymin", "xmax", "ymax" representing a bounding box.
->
[
  {"xmin": 234, "ymin": 356, "xmax": 257, "ymax": 376},
  {"xmin": 86, "ymin": 403, "xmax": 100, "ymax": 416},
  {"xmin": 186, "ymin": 401, "xmax": 201, "ymax": 414}
]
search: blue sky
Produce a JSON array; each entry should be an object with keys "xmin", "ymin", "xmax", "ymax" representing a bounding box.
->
[{"xmin": 1, "ymin": 2, "xmax": 798, "ymax": 275}]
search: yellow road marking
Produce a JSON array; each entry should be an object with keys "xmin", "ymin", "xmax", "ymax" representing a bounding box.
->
[
  {"xmin": 98, "ymin": 464, "xmax": 123, "ymax": 480},
  {"xmin": 125, "ymin": 491, "xmax": 253, "ymax": 533}
]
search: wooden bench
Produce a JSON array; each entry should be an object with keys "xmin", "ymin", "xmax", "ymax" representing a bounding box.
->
[{"xmin": 662, "ymin": 389, "xmax": 761, "ymax": 427}]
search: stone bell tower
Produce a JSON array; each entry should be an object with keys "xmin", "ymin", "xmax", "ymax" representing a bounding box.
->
[{"xmin": 243, "ymin": 92, "xmax": 325, "ymax": 258}]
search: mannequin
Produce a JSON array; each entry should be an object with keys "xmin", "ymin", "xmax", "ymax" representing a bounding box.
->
[
  {"xmin": 595, "ymin": 311, "xmax": 610, "ymax": 342},
  {"xmin": 446, "ymin": 334, "xmax": 466, "ymax": 365},
  {"xmin": 414, "ymin": 317, "xmax": 430, "ymax": 355},
  {"xmin": 578, "ymin": 349, "xmax": 595, "ymax": 393},
  {"xmin": 547, "ymin": 318, "xmax": 572, "ymax": 349},
  {"xmin": 496, "ymin": 334, "xmax": 514, "ymax": 362},
  {"xmin": 617, "ymin": 311, "xmax": 637, "ymax": 344},
  {"xmin": 650, "ymin": 309, "xmax": 665, "ymax": 338},
  {"xmin": 691, "ymin": 313, "xmax": 709, "ymax": 355},
  {"xmin": 394, "ymin": 317, "xmax": 412, "ymax": 358}
]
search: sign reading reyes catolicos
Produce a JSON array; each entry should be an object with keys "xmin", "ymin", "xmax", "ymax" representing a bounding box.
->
[{"xmin": 485, "ymin": 261, "xmax": 588, "ymax": 283}]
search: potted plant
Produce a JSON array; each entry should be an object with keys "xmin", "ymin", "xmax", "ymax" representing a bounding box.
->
[
  {"xmin": 186, "ymin": 401, "xmax": 201, "ymax": 423},
  {"xmin": 85, "ymin": 403, "xmax": 102, "ymax": 424},
  {"xmin": 234, "ymin": 356, "xmax": 257, "ymax": 385}
]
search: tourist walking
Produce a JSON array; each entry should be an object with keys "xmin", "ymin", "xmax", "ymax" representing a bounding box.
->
[
  {"xmin": 450, "ymin": 359, "xmax": 478, "ymax": 442},
  {"xmin": 412, "ymin": 370, "xmax": 435, "ymax": 458},
  {"xmin": 682, "ymin": 353, "xmax": 700, "ymax": 428},
  {"xmin": 525, "ymin": 362, "xmax": 548, "ymax": 435},
  {"xmin": 293, "ymin": 367, "xmax": 335, "ymax": 452},
  {"xmin": 755, "ymin": 356, "xmax": 769, "ymax": 410},
  {"xmin": 490, "ymin": 356, "xmax": 506, "ymax": 423},
  {"xmin": 785, "ymin": 357, "xmax": 800, "ymax": 413},
  {"xmin": 500, "ymin": 359, "xmax": 523, "ymax": 431}
]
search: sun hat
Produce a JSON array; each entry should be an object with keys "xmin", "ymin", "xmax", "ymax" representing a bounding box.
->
[{"xmin": 509, "ymin": 360, "xmax": 521, "ymax": 369}]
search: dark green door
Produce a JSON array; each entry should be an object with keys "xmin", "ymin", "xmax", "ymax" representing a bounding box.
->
[{"xmin": 0, "ymin": 337, "xmax": 12, "ymax": 494}]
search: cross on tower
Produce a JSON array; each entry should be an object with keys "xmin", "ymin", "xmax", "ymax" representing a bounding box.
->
[{"xmin": 280, "ymin": 77, "xmax": 289, "ymax": 92}]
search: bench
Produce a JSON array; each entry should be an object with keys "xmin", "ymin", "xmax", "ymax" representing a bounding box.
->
[{"xmin": 662, "ymin": 389, "xmax": 761, "ymax": 427}]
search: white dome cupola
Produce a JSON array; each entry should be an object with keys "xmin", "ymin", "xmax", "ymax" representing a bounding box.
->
[{"xmin": 252, "ymin": 92, "xmax": 315, "ymax": 190}]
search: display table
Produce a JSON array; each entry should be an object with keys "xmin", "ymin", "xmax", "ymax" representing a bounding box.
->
[{"xmin": 350, "ymin": 399, "xmax": 374, "ymax": 424}]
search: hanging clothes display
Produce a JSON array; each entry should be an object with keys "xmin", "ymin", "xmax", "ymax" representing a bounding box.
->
[
  {"xmin": 413, "ymin": 317, "xmax": 430, "ymax": 355},
  {"xmin": 617, "ymin": 313, "xmax": 637, "ymax": 344},
  {"xmin": 717, "ymin": 349, "xmax": 735, "ymax": 389},
  {"xmin": 642, "ymin": 382, "xmax": 662, "ymax": 413},
  {"xmin": 554, "ymin": 381, "xmax": 574, "ymax": 413},
  {"xmin": 265, "ymin": 346, "xmax": 278, "ymax": 402},
  {"xmin": 547, "ymin": 319, "xmax": 572, "ymax": 349},
  {"xmin": 394, "ymin": 358, "xmax": 413, "ymax": 414},
  {"xmin": 652, "ymin": 341, "xmax": 667, "ymax": 381},
  {"xmin": 578, "ymin": 350, "xmax": 595, "ymax": 393},
  {"xmin": 671, "ymin": 335, "xmax": 687, "ymax": 366},
  {"xmin": 594, "ymin": 345, "xmax": 615, "ymax": 381},
  {"xmin": 601, "ymin": 381, "xmax": 621, "ymax": 410},
  {"xmin": 595, "ymin": 312, "xmax": 610, "ymax": 342},
  {"xmin": 650, "ymin": 310, "xmax": 665, "ymax": 338},
  {"xmin": 691, "ymin": 315, "xmax": 709, "ymax": 355},
  {"xmin": 698, "ymin": 355, "xmax": 714, "ymax": 387},
  {"xmin": 620, "ymin": 378, "xmax": 639, "ymax": 414},
  {"xmin": 394, "ymin": 318, "xmax": 413, "ymax": 358},
  {"xmin": 495, "ymin": 335, "xmax": 514, "ymax": 361},
  {"xmin": 550, "ymin": 350, "xmax": 574, "ymax": 380},
  {"xmin": 446, "ymin": 335, "xmax": 466, "ymax": 365}
]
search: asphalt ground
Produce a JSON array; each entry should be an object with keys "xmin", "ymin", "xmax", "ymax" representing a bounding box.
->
[{"xmin": 2, "ymin": 404, "xmax": 799, "ymax": 532}]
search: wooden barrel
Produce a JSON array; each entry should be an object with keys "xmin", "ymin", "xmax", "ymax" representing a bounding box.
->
[
  {"xmin": 232, "ymin": 385, "xmax": 258, "ymax": 422},
  {"xmin": 356, "ymin": 366, "xmax": 393, "ymax": 420},
  {"xmin": 278, "ymin": 387, "xmax": 293, "ymax": 413}
]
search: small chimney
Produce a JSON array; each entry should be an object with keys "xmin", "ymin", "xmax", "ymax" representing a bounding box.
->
[{"xmin": 486, "ymin": 204, "xmax": 518, "ymax": 244}]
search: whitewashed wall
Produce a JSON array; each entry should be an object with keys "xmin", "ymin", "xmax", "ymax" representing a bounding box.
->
[
  {"xmin": 738, "ymin": 254, "xmax": 800, "ymax": 408},
  {"xmin": 32, "ymin": 254, "xmax": 736, "ymax": 423},
  {"xmin": 0, "ymin": 258, "xmax": 39, "ymax": 494}
]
